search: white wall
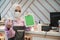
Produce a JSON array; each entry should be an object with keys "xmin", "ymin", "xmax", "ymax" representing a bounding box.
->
[{"xmin": 0, "ymin": 0, "xmax": 60, "ymax": 24}]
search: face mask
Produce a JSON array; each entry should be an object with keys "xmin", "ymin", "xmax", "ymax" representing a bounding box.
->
[{"xmin": 14, "ymin": 12, "xmax": 21, "ymax": 18}]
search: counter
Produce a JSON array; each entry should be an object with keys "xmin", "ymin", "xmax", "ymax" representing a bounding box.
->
[
  {"xmin": 25, "ymin": 31, "xmax": 60, "ymax": 37},
  {"xmin": 0, "ymin": 25, "xmax": 60, "ymax": 40},
  {"xmin": 25, "ymin": 24, "xmax": 60, "ymax": 40},
  {"xmin": 25, "ymin": 24, "xmax": 60, "ymax": 37},
  {"xmin": 25, "ymin": 31, "xmax": 60, "ymax": 40}
]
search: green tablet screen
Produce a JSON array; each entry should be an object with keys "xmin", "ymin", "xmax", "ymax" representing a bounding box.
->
[{"xmin": 25, "ymin": 15, "xmax": 35, "ymax": 27}]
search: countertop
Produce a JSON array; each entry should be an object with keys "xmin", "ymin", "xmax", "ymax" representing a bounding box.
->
[{"xmin": 25, "ymin": 30, "xmax": 60, "ymax": 37}]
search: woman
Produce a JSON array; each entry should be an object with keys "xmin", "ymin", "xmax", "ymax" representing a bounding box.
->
[
  {"xmin": 12, "ymin": 3, "xmax": 25, "ymax": 40},
  {"xmin": 5, "ymin": 3, "xmax": 25, "ymax": 40},
  {"xmin": 10, "ymin": 3, "xmax": 25, "ymax": 26}
]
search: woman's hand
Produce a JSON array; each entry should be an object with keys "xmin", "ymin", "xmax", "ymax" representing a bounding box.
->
[{"xmin": 9, "ymin": 28, "xmax": 15, "ymax": 38}]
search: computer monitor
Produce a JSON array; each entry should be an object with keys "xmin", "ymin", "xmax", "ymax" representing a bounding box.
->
[{"xmin": 50, "ymin": 12, "xmax": 60, "ymax": 27}]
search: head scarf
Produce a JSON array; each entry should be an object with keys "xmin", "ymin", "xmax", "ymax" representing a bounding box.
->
[{"xmin": 10, "ymin": 3, "xmax": 21, "ymax": 20}]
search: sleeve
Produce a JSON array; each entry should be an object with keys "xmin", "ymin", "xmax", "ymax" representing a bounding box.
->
[
  {"xmin": 9, "ymin": 28, "xmax": 15, "ymax": 38},
  {"xmin": 5, "ymin": 31, "xmax": 8, "ymax": 40}
]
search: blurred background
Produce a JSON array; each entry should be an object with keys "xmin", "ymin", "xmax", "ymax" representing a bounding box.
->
[{"xmin": 0, "ymin": 0, "xmax": 60, "ymax": 25}]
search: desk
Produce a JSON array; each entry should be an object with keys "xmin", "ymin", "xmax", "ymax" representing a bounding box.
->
[
  {"xmin": 25, "ymin": 31, "xmax": 60, "ymax": 40},
  {"xmin": 25, "ymin": 24, "xmax": 60, "ymax": 40}
]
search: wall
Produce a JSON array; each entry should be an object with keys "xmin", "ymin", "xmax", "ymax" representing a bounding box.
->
[{"xmin": 0, "ymin": 0, "xmax": 60, "ymax": 24}]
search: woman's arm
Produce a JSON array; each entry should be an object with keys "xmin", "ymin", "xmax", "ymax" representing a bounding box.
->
[{"xmin": 9, "ymin": 28, "xmax": 15, "ymax": 38}]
